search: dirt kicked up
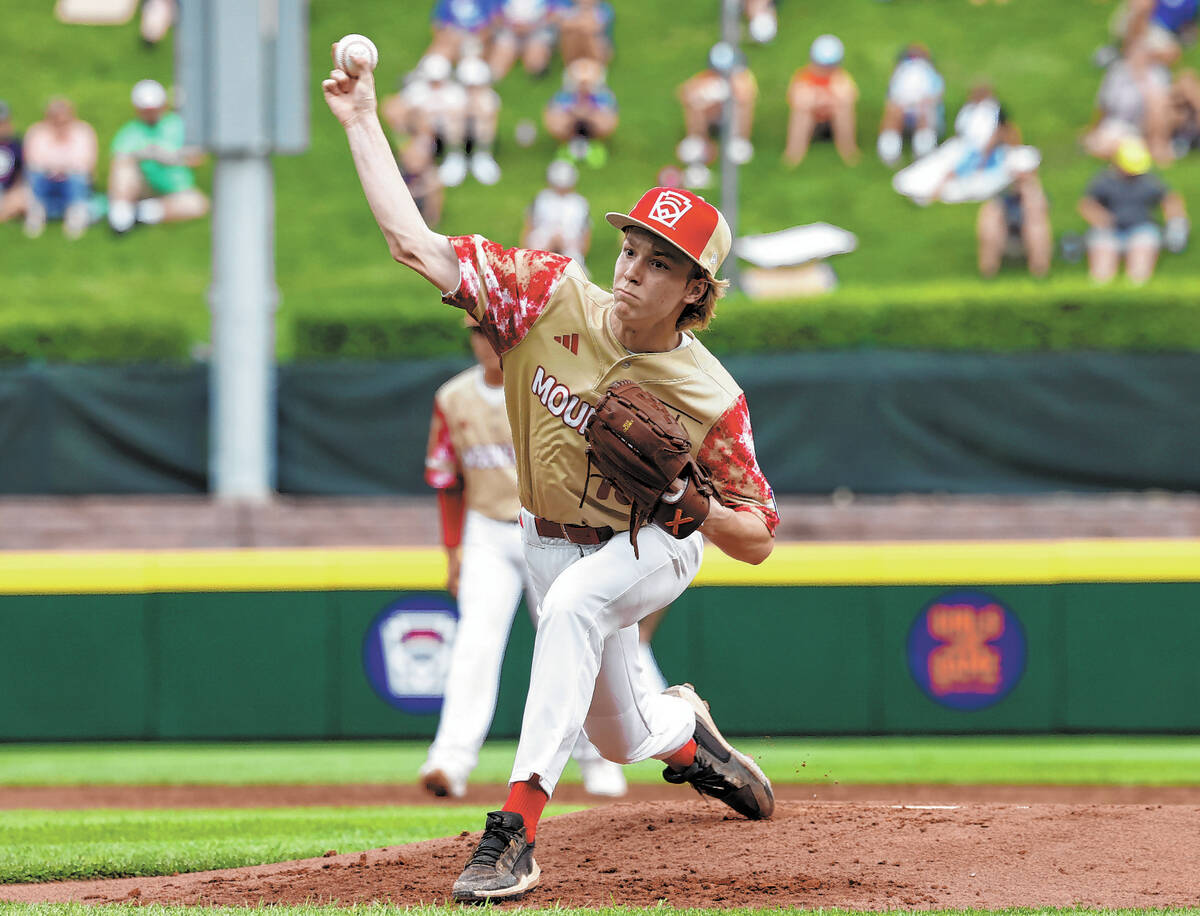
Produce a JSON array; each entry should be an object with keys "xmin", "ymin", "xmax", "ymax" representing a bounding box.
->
[{"xmin": 1, "ymin": 786, "xmax": 1198, "ymax": 908}]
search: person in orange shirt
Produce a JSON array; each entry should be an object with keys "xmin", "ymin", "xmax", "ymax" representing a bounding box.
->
[
  {"xmin": 22, "ymin": 97, "xmax": 97, "ymax": 239},
  {"xmin": 784, "ymin": 34, "xmax": 859, "ymax": 167}
]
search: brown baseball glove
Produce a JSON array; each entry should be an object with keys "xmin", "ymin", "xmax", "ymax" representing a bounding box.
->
[{"xmin": 581, "ymin": 380, "xmax": 714, "ymax": 557}]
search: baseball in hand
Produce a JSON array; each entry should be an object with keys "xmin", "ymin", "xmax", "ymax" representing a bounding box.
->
[{"xmin": 335, "ymin": 33, "xmax": 378, "ymax": 77}]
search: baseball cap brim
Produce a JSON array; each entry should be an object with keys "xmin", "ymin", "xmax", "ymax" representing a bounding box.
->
[{"xmin": 605, "ymin": 211, "xmax": 713, "ymax": 274}]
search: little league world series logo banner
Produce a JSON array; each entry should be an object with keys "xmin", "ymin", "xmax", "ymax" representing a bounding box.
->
[
  {"xmin": 362, "ymin": 595, "xmax": 459, "ymax": 714},
  {"xmin": 906, "ymin": 590, "xmax": 1026, "ymax": 711}
]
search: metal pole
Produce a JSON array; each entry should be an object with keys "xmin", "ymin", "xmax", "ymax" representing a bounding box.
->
[
  {"xmin": 718, "ymin": 0, "xmax": 741, "ymax": 292},
  {"xmin": 209, "ymin": 154, "xmax": 277, "ymax": 499}
]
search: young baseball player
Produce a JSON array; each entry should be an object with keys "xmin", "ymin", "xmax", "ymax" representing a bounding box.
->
[
  {"xmin": 421, "ymin": 315, "xmax": 628, "ymax": 800},
  {"xmin": 323, "ymin": 46, "xmax": 778, "ymax": 903}
]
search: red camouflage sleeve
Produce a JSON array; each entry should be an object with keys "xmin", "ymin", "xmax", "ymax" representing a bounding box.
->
[
  {"xmin": 441, "ymin": 234, "xmax": 572, "ymax": 356},
  {"xmin": 424, "ymin": 401, "xmax": 461, "ymax": 490},
  {"xmin": 697, "ymin": 394, "xmax": 779, "ymax": 536}
]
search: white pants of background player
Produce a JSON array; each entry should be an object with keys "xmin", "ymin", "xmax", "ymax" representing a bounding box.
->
[
  {"xmin": 510, "ymin": 507, "xmax": 704, "ymax": 797},
  {"xmin": 421, "ymin": 510, "xmax": 628, "ymax": 796}
]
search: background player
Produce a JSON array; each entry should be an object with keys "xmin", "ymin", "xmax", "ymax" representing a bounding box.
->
[
  {"xmin": 421, "ymin": 314, "xmax": 628, "ymax": 799},
  {"xmin": 322, "ymin": 44, "xmax": 777, "ymax": 904}
]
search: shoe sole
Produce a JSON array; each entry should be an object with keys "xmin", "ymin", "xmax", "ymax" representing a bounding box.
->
[
  {"xmin": 665, "ymin": 683, "xmax": 774, "ymax": 816},
  {"xmin": 420, "ymin": 768, "xmax": 464, "ymax": 799},
  {"xmin": 452, "ymin": 860, "xmax": 541, "ymax": 903}
]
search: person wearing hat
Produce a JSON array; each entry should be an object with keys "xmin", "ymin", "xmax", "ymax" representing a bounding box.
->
[
  {"xmin": 106, "ymin": 79, "xmax": 208, "ymax": 234},
  {"xmin": 1078, "ymin": 135, "xmax": 1188, "ymax": 283},
  {"xmin": 521, "ymin": 160, "xmax": 591, "ymax": 269},
  {"xmin": 323, "ymin": 45, "xmax": 777, "ymax": 903},
  {"xmin": 0, "ymin": 100, "xmax": 27, "ymax": 227},
  {"xmin": 784, "ymin": 33, "xmax": 860, "ymax": 166}
]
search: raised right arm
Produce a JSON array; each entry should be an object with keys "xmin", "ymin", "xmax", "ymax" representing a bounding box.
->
[{"xmin": 322, "ymin": 44, "xmax": 460, "ymax": 294}]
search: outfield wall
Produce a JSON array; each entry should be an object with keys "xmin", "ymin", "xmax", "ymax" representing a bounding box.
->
[
  {"xmin": 5, "ymin": 354, "xmax": 1200, "ymax": 495},
  {"xmin": 3, "ymin": 540, "xmax": 1199, "ymax": 740}
]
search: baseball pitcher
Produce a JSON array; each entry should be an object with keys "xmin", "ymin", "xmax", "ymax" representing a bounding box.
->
[
  {"xmin": 420, "ymin": 316, "xmax": 627, "ymax": 800},
  {"xmin": 324, "ymin": 43, "xmax": 778, "ymax": 904}
]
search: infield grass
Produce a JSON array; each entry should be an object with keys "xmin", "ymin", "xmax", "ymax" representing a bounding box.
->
[
  {"xmin": 4, "ymin": 737, "xmax": 1200, "ymax": 788},
  {"xmin": 0, "ymin": 805, "xmax": 582, "ymax": 884}
]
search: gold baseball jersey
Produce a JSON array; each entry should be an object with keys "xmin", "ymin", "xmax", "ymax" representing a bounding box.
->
[
  {"xmin": 425, "ymin": 365, "xmax": 522, "ymax": 523},
  {"xmin": 442, "ymin": 235, "xmax": 779, "ymax": 535}
]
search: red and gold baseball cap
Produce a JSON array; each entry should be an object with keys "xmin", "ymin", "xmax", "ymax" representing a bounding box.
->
[{"xmin": 606, "ymin": 188, "xmax": 731, "ymax": 278}]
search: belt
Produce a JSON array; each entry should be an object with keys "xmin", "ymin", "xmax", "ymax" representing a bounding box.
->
[{"xmin": 531, "ymin": 515, "xmax": 615, "ymax": 545}]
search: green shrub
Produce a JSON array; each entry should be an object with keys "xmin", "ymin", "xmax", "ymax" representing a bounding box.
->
[
  {"xmin": 292, "ymin": 279, "xmax": 1200, "ymax": 358},
  {"xmin": 0, "ymin": 312, "xmax": 193, "ymax": 364}
]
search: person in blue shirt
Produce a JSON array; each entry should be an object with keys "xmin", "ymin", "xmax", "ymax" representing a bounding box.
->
[
  {"xmin": 430, "ymin": 0, "xmax": 499, "ymax": 62},
  {"xmin": 543, "ymin": 57, "xmax": 617, "ymax": 167},
  {"xmin": 1116, "ymin": 0, "xmax": 1198, "ymax": 66},
  {"xmin": 0, "ymin": 100, "xmax": 26, "ymax": 227},
  {"xmin": 490, "ymin": 0, "xmax": 570, "ymax": 79}
]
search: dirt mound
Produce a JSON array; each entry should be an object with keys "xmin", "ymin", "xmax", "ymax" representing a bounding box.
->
[
  {"xmin": 4, "ymin": 782, "xmax": 1200, "ymax": 810},
  {"xmin": 2, "ymin": 800, "xmax": 1197, "ymax": 908}
]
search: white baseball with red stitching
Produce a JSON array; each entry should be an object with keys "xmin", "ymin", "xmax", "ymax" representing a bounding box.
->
[{"xmin": 335, "ymin": 34, "xmax": 378, "ymax": 77}]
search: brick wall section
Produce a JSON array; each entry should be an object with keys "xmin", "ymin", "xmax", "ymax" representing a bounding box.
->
[{"xmin": 3, "ymin": 493, "xmax": 1200, "ymax": 550}]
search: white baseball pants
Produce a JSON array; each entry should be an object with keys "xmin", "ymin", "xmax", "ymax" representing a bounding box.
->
[
  {"xmin": 423, "ymin": 511, "xmax": 620, "ymax": 784},
  {"xmin": 510, "ymin": 508, "xmax": 704, "ymax": 797}
]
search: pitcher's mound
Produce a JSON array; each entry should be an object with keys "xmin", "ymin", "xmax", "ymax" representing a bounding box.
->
[{"xmin": 2, "ymin": 800, "xmax": 1197, "ymax": 908}]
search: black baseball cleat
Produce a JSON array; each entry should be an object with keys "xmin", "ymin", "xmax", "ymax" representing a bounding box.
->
[
  {"xmin": 451, "ymin": 810, "xmax": 540, "ymax": 903},
  {"xmin": 661, "ymin": 683, "xmax": 775, "ymax": 820}
]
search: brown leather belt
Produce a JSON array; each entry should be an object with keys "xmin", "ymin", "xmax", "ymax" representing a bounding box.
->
[{"xmin": 531, "ymin": 515, "xmax": 615, "ymax": 545}]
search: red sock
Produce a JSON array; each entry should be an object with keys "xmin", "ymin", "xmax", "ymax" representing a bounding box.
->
[
  {"xmin": 503, "ymin": 778, "xmax": 549, "ymax": 843},
  {"xmin": 664, "ymin": 738, "xmax": 697, "ymax": 770}
]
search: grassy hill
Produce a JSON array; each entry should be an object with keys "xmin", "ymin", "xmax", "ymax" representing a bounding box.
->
[{"xmin": 2, "ymin": 0, "xmax": 1198, "ymax": 360}]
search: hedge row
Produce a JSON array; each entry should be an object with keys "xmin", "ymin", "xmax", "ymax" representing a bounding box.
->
[
  {"xmin": 7, "ymin": 281, "xmax": 1200, "ymax": 364},
  {"xmin": 292, "ymin": 280, "xmax": 1200, "ymax": 360},
  {"xmin": 0, "ymin": 312, "xmax": 194, "ymax": 364}
]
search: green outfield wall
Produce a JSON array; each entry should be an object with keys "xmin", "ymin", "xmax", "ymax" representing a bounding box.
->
[
  {"xmin": 2, "ymin": 541, "xmax": 1199, "ymax": 739},
  {"xmin": 5, "ymin": 353, "xmax": 1200, "ymax": 495}
]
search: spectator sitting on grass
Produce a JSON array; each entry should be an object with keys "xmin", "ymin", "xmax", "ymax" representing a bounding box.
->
[
  {"xmin": 877, "ymin": 43, "xmax": 944, "ymax": 167},
  {"xmin": 744, "ymin": 0, "xmax": 777, "ymax": 44},
  {"xmin": 543, "ymin": 57, "xmax": 618, "ymax": 167},
  {"xmin": 1078, "ymin": 135, "xmax": 1189, "ymax": 285},
  {"xmin": 428, "ymin": 0, "xmax": 497, "ymax": 63},
  {"xmin": 558, "ymin": 0, "xmax": 614, "ymax": 67},
  {"xmin": 139, "ymin": 0, "xmax": 177, "ymax": 47},
  {"xmin": 1123, "ymin": 0, "xmax": 1198, "ymax": 67},
  {"xmin": 784, "ymin": 34, "xmax": 859, "ymax": 167},
  {"xmin": 383, "ymin": 54, "xmax": 501, "ymax": 188},
  {"xmin": 22, "ymin": 97, "xmax": 98, "ymax": 240},
  {"xmin": 1083, "ymin": 40, "xmax": 1173, "ymax": 165},
  {"xmin": 521, "ymin": 159, "xmax": 590, "ymax": 269},
  {"xmin": 977, "ymin": 167, "xmax": 1052, "ymax": 278},
  {"xmin": 107, "ymin": 79, "xmax": 208, "ymax": 235},
  {"xmin": 676, "ymin": 53, "xmax": 757, "ymax": 172},
  {"xmin": 0, "ymin": 100, "xmax": 26, "ymax": 227},
  {"xmin": 489, "ymin": 0, "xmax": 567, "ymax": 79},
  {"xmin": 1168, "ymin": 67, "xmax": 1200, "ymax": 156}
]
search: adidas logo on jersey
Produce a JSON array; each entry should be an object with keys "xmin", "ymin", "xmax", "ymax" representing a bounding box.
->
[
  {"xmin": 554, "ymin": 333, "xmax": 579, "ymax": 355},
  {"xmin": 531, "ymin": 365, "xmax": 595, "ymax": 435}
]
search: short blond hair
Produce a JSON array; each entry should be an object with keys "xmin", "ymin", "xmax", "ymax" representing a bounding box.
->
[{"xmin": 676, "ymin": 265, "xmax": 730, "ymax": 332}]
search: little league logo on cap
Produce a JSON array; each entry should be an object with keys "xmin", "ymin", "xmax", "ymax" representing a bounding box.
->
[
  {"xmin": 646, "ymin": 190, "xmax": 693, "ymax": 228},
  {"xmin": 606, "ymin": 187, "xmax": 732, "ymax": 276}
]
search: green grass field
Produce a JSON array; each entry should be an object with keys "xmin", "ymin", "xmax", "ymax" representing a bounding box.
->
[
  {"xmin": 1, "ymin": 736, "xmax": 1199, "ymax": 889},
  {"xmin": 3, "ymin": 1, "xmax": 1200, "ymax": 359},
  {"xmin": 5, "ymin": 737, "xmax": 1200, "ymax": 787}
]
